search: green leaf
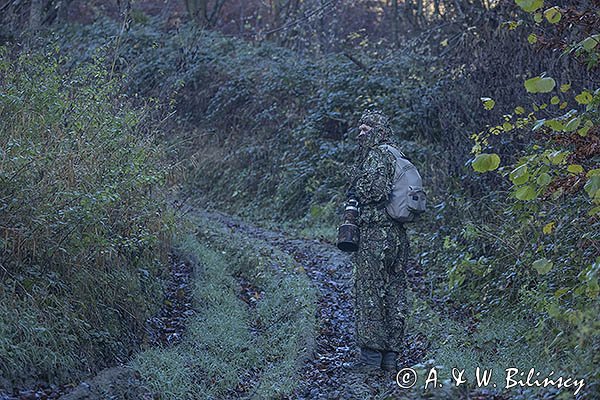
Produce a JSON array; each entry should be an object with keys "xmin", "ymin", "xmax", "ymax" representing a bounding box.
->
[
  {"xmin": 578, "ymin": 120, "xmax": 593, "ymax": 136},
  {"xmin": 588, "ymin": 206, "xmax": 600, "ymax": 216},
  {"xmin": 310, "ymin": 205, "xmax": 323, "ymax": 218},
  {"xmin": 544, "ymin": 119, "xmax": 564, "ymax": 131},
  {"xmin": 575, "ymin": 91, "xmax": 593, "ymax": 105},
  {"xmin": 554, "ymin": 287, "xmax": 569, "ymax": 297},
  {"xmin": 550, "ymin": 96, "xmax": 560, "ymax": 105},
  {"xmin": 515, "ymin": 185, "xmax": 537, "ymax": 200},
  {"xmin": 525, "ymin": 76, "xmax": 556, "ymax": 93},
  {"xmin": 527, "ymin": 33, "xmax": 538, "ymax": 44},
  {"xmin": 480, "ymin": 97, "xmax": 496, "ymax": 110},
  {"xmin": 551, "ymin": 187, "xmax": 564, "ymax": 200},
  {"xmin": 584, "ymin": 175, "xmax": 600, "ymax": 199},
  {"xmin": 533, "ymin": 12, "xmax": 543, "ymax": 23},
  {"xmin": 510, "ymin": 164, "xmax": 529, "ymax": 185},
  {"xmin": 515, "ymin": 106, "xmax": 525, "ymax": 114},
  {"xmin": 564, "ymin": 117, "xmax": 581, "ymax": 132},
  {"xmin": 533, "ymin": 258, "xmax": 553, "ymax": 274},
  {"xmin": 587, "ymin": 278, "xmax": 599, "ymax": 298},
  {"xmin": 513, "ymin": 174, "xmax": 530, "ymax": 185},
  {"xmin": 548, "ymin": 150, "xmax": 569, "ymax": 165},
  {"xmin": 515, "ymin": 0, "xmax": 544, "ymax": 12},
  {"xmin": 567, "ymin": 164, "xmax": 583, "ymax": 174},
  {"xmin": 581, "ymin": 34, "xmax": 600, "ymax": 51},
  {"xmin": 537, "ymin": 172, "xmax": 552, "ymax": 186},
  {"xmin": 502, "ymin": 122, "xmax": 514, "ymax": 131},
  {"xmin": 472, "ymin": 153, "xmax": 501, "ymax": 172},
  {"xmin": 544, "ymin": 6, "xmax": 561, "ymax": 24},
  {"xmin": 586, "ymin": 168, "xmax": 600, "ymax": 178}
]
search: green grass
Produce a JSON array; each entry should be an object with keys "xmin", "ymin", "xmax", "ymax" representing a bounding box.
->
[{"xmin": 131, "ymin": 215, "xmax": 316, "ymax": 399}]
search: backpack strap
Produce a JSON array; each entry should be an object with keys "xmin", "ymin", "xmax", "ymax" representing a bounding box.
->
[
  {"xmin": 378, "ymin": 144, "xmax": 407, "ymax": 160},
  {"xmin": 378, "ymin": 144, "xmax": 416, "ymax": 184}
]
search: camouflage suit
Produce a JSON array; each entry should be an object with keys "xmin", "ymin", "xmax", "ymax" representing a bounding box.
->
[{"xmin": 348, "ymin": 110, "xmax": 410, "ymax": 355}]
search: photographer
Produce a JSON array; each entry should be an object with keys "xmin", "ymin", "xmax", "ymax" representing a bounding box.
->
[{"xmin": 341, "ymin": 109, "xmax": 412, "ymax": 373}]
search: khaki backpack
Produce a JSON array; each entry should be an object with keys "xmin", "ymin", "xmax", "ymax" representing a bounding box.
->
[{"xmin": 379, "ymin": 144, "xmax": 427, "ymax": 223}]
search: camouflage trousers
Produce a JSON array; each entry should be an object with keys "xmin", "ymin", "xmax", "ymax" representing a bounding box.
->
[{"xmin": 351, "ymin": 220, "xmax": 409, "ymax": 353}]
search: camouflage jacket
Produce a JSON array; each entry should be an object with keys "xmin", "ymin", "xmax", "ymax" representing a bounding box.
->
[{"xmin": 348, "ymin": 144, "xmax": 397, "ymax": 226}]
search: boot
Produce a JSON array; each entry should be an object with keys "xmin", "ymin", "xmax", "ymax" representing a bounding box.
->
[
  {"xmin": 342, "ymin": 347, "xmax": 383, "ymax": 373},
  {"xmin": 381, "ymin": 351, "xmax": 398, "ymax": 371}
]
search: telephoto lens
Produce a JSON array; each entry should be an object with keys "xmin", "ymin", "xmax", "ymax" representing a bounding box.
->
[{"xmin": 337, "ymin": 199, "xmax": 360, "ymax": 252}]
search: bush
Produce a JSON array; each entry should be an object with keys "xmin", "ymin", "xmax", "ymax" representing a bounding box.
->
[
  {"xmin": 426, "ymin": 3, "xmax": 600, "ymax": 395},
  {"xmin": 0, "ymin": 47, "xmax": 172, "ymax": 389}
]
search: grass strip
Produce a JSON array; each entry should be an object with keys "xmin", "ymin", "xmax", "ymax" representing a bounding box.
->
[{"xmin": 131, "ymin": 215, "xmax": 316, "ymax": 399}]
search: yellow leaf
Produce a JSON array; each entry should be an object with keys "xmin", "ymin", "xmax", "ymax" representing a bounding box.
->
[
  {"xmin": 481, "ymin": 97, "xmax": 495, "ymax": 110},
  {"xmin": 543, "ymin": 221, "xmax": 555, "ymax": 234},
  {"xmin": 575, "ymin": 91, "xmax": 593, "ymax": 105},
  {"xmin": 544, "ymin": 6, "xmax": 561, "ymax": 24}
]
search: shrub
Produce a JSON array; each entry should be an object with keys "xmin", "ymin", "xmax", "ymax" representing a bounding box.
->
[{"xmin": 0, "ymin": 47, "xmax": 171, "ymax": 388}]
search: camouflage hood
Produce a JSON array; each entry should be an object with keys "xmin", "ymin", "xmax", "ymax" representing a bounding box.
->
[
  {"xmin": 354, "ymin": 109, "xmax": 393, "ymax": 165},
  {"xmin": 358, "ymin": 109, "xmax": 393, "ymax": 149}
]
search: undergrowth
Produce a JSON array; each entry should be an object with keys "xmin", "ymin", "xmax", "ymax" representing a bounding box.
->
[
  {"xmin": 54, "ymin": 20, "xmax": 442, "ymax": 227},
  {"xmin": 0, "ymin": 48, "xmax": 172, "ymax": 389}
]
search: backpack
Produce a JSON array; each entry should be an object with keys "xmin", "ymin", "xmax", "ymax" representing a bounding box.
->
[{"xmin": 379, "ymin": 144, "xmax": 427, "ymax": 223}]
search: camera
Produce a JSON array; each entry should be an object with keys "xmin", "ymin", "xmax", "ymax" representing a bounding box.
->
[{"xmin": 337, "ymin": 199, "xmax": 360, "ymax": 252}]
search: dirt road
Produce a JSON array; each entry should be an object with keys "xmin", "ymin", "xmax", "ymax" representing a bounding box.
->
[{"xmin": 201, "ymin": 210, "xmax": 427, "ymax": 399}]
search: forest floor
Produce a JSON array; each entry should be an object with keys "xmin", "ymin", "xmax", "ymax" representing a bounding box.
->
[{"xmin": 3, "ymin": 207, "xmax": 549, "ymax": 400}]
